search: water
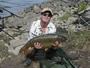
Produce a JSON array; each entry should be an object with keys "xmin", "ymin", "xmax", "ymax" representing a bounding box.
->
[{"xmin": 0, "ymin": 0, "xmax": 47, "ymax": 17}]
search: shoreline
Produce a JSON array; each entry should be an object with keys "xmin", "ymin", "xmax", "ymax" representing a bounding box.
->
[{"xmin": 0, "ymin": 0, "xmax": 48, "ymax": 18}]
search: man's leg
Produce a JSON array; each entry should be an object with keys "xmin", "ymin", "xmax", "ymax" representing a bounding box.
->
[
  {"xmin": 46, "ymin": 47, "xmax": 58, "ymax": 59},
  {"xmin": 24, "ymin": 48, "xmax": 36, "ymax": 67},
  {"xmin": 34, "ymin": 48, "xmax": 46, "ymax": 60},
  {"xmin": 46, "ymin": 47, "xmax": 65, "ymax": 63},
  {"xmin": 24, "ymin": 57, "xmax": 32, "ymax": 67},
  {"xmin": 24, "ymin": 48, "xmax": 46, "ymax": 67}
]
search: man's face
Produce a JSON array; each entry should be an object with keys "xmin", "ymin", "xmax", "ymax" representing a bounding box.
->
[{"xmin": 40, "ymin": 12, "xmax": 52, "ymax": 24}]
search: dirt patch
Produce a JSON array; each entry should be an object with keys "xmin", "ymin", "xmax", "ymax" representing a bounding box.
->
[
  {"xmin": 63, "ymin": 45, "xmax": 90, "ymax": 68},
  {"xmin": 0, "ymin": 54, "xmax": 40, "ymax": 68},
  {"xmin": 0, "ymin": 47, "xmax": 90, "ymax": 68}
]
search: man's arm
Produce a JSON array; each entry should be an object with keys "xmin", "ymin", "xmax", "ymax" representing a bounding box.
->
[{"xmin": 28, "ymin": 22, "xmax": 37, "ymax": 41}]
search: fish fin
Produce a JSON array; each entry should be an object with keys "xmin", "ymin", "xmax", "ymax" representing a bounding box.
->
[
  {"xmin": 24, "ymin": 47, "xmax": 34, "ymax": 56},
  {"xmin": 19, "ymin": 46, "xmax": 25, "ymax": 53},
  {"xmin": 45, "ymin": 48, "xmax": 48, "ymax": 51},
  {"xmin": 24, "ymin": 49, "xmax": 29, "ymax": 56}
]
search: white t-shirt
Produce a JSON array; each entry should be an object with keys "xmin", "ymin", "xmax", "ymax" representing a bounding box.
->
[{"xmin": 28, "ymin": 20, "xmax": 56, "ymax": 41}]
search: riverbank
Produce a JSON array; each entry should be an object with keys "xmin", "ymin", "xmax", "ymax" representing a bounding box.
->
[
  {"xmin": 0, "ymin": 0, "xmax": 48, "ymax": 17},
  {"xmin": 0, "ymin": 0, "xmax": 90, "ymax": 68}
]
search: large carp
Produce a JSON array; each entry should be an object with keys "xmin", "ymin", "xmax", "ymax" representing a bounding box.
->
[{"xmin": 19, "ymin": 34, "xmax": 67, "ymax": 53}]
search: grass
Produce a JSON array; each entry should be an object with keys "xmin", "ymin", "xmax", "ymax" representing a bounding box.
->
[
  {"xmin": 67, "ymin": 27, "xmax": 90, "ymax": 49},
  {"xmin": 57, "ymin": 9, "xmax": 73, "ymax": 21},
  {"xmin": 0, "ymin": 40, "xmax": 9, "ymax": 57},
  {"xmin": 60, "ymin": 11, "xmax": 72, "ymax": 20},
  {"xmin": 74, "ymin": 1, "xmax": 87, "ymax": 14},
  {"xmin": 77, "ymin": 2, "xmax": 87, "ymax": 12},
  {"xmin": 56, "ymin": 26, "xmax": 90, "ymax": 50},
  {"xmin": 59, "ymin": 1, "xmax": 87, "ymax": 21}
]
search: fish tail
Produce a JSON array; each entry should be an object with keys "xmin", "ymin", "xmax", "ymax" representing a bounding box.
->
[
  {"xmin": 24, "ymin": 49, "xmax": 29, "ymax": 56},
  {"xmin": 19, "ymin": 47, "xmax": 29, "ymax": 56},
  {"xmin": 19, "ymin": 47, "xmax": 25, "ymax": 53}
]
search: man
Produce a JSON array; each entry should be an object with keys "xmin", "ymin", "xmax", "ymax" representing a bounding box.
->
[{"xmin": 24, "ymin": 8, "xmax": 60, "ymax": 67}]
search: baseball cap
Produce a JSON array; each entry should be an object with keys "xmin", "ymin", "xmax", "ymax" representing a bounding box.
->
[{"xmin": 41, "ymin": 8, "xmax": 53, "ymax": 16}]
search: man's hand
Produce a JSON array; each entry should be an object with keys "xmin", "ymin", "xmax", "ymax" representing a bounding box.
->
[
  {"xmin": 53, "ymin": 41, "xmax": 60, "ymax": 46},
  {"xmin": 34, "ymin": 42, "xmax": 42, "ymax": 49}
]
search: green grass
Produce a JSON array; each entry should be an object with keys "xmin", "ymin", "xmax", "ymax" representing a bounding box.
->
[
  {"xmin": 57, "ymin": 9, "xmax": 72, "ymax": 21},
  {"xmin": 78, "ymin": 2, "xmax": 87, "ymax": 12},
  {"xmin": 67, "ymin": 28, "xmax": 90, "ymax": 49},
  {"xmin": 74, "ymin": 1, "xmax": 87, "ymax": 14}
]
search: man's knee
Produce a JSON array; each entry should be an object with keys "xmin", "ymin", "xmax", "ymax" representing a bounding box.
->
[{"xmin": 34, "ymin": 49, "xmax": 46, "ymax": 60}]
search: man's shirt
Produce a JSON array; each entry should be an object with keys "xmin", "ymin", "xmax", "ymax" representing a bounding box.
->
[{"xmin": 28, "ymin": 20, "xmax": 56, "ymax": 41}]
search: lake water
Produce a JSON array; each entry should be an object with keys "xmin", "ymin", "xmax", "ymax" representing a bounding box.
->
[{"xmin": 0, "ymin": 0, "xmax": 47, "ymax": 17}]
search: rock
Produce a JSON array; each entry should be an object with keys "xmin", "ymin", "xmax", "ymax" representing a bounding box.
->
[
  {"xmin": 86, "ymin": 0, "xmax": 90, "ymax": 4},
  {"xmin": 0, "ymin": 40, "xmax": 5, "ymax": 45},
  {"xmin": 10, "ymin": 45, "xmax": 24, "ymax": 55},
  {"xmin": 18, "ymin": 10, "xmax": 25, "ymax": 17},
  {"xmin": 67, "ymin": 17, "xmax": 77, "ymax": 24},
  {"xmin": 4, "ymin": 16, "xmax": 24, "ymax": 28},
  {"xmin": 0, "ymin": 0, "xmax": 88, "ymax": 33},
  {"xmin": 32, "ymin": 4, "xmax": 41, "ymax": 14},
  {"xmin": 67, "ymin": 24, "xmax": 77, "ymax": 32},
  {"xmin": 0, "ymin": 58, "xmax": 1, "ymax": 63},
  {"xmin": 83, "ymin": 7, "xmax": 90, "ymax": 19},
  {"xmin": 24, "ymin": 6, "xmax": 33, "ymax": 13},
  {"xmin": 8, "ymin": 44, "xmax": 24, "ymax": 55},
  {"xmin": 0, "ymin": 57, "xmax": 5, "ymax": 63},
  {"xmin": 7, "ymin": 36, "xmax": 27, "ymax": 55},
  {"xmin": 4, "ymin": 43, "xmax": 9, "ymax": 47},
  {"xmin": 9, "ymin": 39, "xmax": 27, "ymax": 48}
]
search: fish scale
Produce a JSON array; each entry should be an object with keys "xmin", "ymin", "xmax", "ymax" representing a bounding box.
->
[{"xmin": 19, "ymin": 34, "xmax": 67, "ymax": 53}]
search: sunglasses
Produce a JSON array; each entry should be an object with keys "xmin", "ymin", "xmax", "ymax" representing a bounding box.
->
[{"xmin": 41, "ymin": 12, "xmax": 52, "ymax": 17}]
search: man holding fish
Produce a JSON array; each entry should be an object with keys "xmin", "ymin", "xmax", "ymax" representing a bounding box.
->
[{"xmin": 22, "ymin": 8, "xmax": 65, "ymax": 67}]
